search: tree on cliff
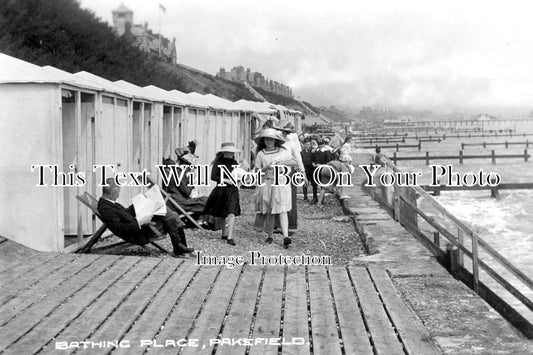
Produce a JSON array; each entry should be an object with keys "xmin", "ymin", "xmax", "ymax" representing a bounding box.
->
[{"xmin": 0, "ymin": 0, "xmax": 188, "ymax": 90}]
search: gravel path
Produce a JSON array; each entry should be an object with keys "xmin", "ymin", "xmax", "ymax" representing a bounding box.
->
[{"xmin": 94, "ymin": 189, "xmax": 365, "ymax": 266}]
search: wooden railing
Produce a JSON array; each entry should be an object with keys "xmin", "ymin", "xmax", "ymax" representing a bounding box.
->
[{"xmin": 367, "ymin": 155, "xmax": 533, "ymax": 337}]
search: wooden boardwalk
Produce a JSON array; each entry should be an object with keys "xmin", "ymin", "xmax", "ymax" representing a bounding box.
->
[{"xmin": 0, "ymin": 243, "xmax": 440, "ymax": 355}]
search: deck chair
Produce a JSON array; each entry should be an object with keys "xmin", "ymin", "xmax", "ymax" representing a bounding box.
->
[
  {"xmin": 76, "ymin": 192, "xmax": 170, "ymax": 255},
  {"xmin": 147, "ymin": 176, "xmax": 204, "ymax": 230}
]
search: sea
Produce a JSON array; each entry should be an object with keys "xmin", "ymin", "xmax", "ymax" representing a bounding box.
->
[{"xmin": 356, "ymin": 119, "xmax": 533, "ymax": 324}]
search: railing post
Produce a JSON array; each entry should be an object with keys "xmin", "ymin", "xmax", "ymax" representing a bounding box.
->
[
  {"xmin": 457, "ymin": 228, "xmax": 464, "ymax": 267},
  {"xmin": 425, "ymin": 151, "xmax": 429, "ymax": 165},
  {"xmin": 393, "ymin": 183, "xmax": 400, "ymax": 222},
  {"xmin": 433, "ymin": 231, "xmax": 440, "ymax": 247},
  {"xmin": 491, "ymin": 150, "xmax": 496, "ymax": 164},
  {"xmin": 472, "ymin": 233, "xmax": 479, "ymax": 293},
  {"xmin": 525, "ymin": 149, "xmax": 529, "ymax": 162},
  {"xmin": 448, "ymin": 246, "xmax": 460, "ymax": 275},
  {"xmin": 459, "ymin": 150, "xmax": 463, "ymax": 164}
]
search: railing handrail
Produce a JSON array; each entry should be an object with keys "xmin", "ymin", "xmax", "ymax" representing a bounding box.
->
[
  {"xmin": 398, "ymin": 193, "xmax": 533, "ymax": 312},
  {"xmin": 379, "ymin": 155, "xmax": 533, "ymax": 294}
]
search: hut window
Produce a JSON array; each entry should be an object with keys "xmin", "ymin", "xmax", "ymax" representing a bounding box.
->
[
  {"xmin": 188, "ymin": 108, "xmax": 196, "ymax": 115},
  {"xmin": 81, "ymin": 93, "xmax": 94, "ymax": 103},
  {"xmin": 116, "ymin": 99, "xmax": 127, "ymax": 108},
  {"xmin": 103, "ymin": 96, "xmax": 114, "ymax": 105}
]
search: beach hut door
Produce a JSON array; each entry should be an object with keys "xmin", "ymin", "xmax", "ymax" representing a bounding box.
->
[{"xmin": 62, "ymin": 91, "xmax": 96, "ymax": 242}]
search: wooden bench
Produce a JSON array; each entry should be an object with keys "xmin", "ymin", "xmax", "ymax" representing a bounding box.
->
[{"xmin": 75, "ymin": 192, "xmax": 170, "ymax": 255}]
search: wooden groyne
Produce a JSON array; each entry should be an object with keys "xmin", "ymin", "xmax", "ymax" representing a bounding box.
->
[
  {"xmin": 359, "ymin": 142, "xmax": 421, "ymax": 151},
  {"xmin": 421, "ymin": 182, "xmax": 533, "ymax": 198},
  {"xmin": 382, "ymin": 118, "xmax": 533, "ymax": 127},
  {"xmin": 352, "ymin": 132, "xmax": 533, "ymax": 142},
  {"xmin": 392, "ymin": 149, "xmax": 530, "ymax": 165},
  {"xmin": 462, "ymin": 140, "xmax": 531, "ymax": 149}
]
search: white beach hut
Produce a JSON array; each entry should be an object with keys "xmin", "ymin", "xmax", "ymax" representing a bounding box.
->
[
  {"xmin": 141, "ymin": 85, "xmax": 191, "ymax": 167},
  {"xmin": 0, "ymin": 54, "xmax": 111, "ymax": 252}
]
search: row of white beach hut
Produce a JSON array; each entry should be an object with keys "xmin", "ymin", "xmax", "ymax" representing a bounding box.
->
[{"xmin": 0, "ymin": 53, "xmax": 303, "ymax": 252}]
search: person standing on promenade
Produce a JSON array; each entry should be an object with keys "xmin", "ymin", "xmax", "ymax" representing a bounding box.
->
[
  {"xmin": 311, "ymin": 138, "xmax": 335, "ymax": 204},
  {"xmin": 254, "ymin": 128, "xmax": 297, "ymax": 248},
  {"xmin": 274, "ymin": 120, "xmax": 306, "ymax": 231},
  {"xmin": 300, "ymin": 137, "xmax": 316, "ymax": 202},
  {"xmin": 203, "ymin": 142, "xmax": 242, "ymax": 246}
]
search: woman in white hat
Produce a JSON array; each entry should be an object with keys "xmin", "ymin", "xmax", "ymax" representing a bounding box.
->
[
  {"xmin": 203, "ymin": 142, "xmax": 241, "ymax": 245},
  {"xmin": 274, "ymin": 120, "xmax": 306, "ymax": 231},
  {"xmin": 254, "ymin": 128, "xmax": 297, "ymax": 248}
]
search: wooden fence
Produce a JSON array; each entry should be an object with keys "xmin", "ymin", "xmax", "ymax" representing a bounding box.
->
[{"xmin": 366, "ymin": 156, "xmax": 533, "ymax": 338}]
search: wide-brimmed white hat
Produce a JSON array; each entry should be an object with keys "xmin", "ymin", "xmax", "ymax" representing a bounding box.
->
[
  {"xmin": 218, "ymin": 142, "xmax": 241, "ymax": 153},
  {"xmin": 254, "ymin": 128, "xmax": 286, "ymax": 145}
]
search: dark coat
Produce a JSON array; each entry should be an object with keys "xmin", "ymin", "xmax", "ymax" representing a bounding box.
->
[
  {"xmin": 162, "ymin": 165, "xmax": 207, "ymax": 214},
  {"xmin": 312, "ymin": 148, "xmax": 334, "ymax": 165},
  {"xmin": 97, "ymin": 198, "xmax": 150, "ymax": 244}
]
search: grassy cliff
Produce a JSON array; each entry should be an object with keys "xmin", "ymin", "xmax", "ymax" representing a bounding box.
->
[
  {"xmin": 0, "ymin": 0, "xmax": 344, "ymax": 114},
  {"xmin": 0, "ymin": 0, "xmax": 257, "ymax": 100}
]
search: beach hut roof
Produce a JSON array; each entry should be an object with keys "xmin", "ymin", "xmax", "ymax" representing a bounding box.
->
[
  {"xmin": 114, "ymin": 80, "xmax": 163, "ymax": 102},
  {"xmin": 74, "ymin": 71, "xmax": 132, "ymax": 98},
  {"xmin": 143, "ymin": 85, "xmax": 189, "ymax": 106},
  {"xmin": 40, "ymin": 65, "xmax": 104, "ymax": 91},
  {"xmin": 183, "ymin": 92, "xmax": 237, "ymax": 111},
  {"xmin": 183, "ymin": 92, "xmax": 224, "ymax": 110},
  {"xmin": 168, "ymin": 89, "xmax": 196, "ymax": 107},
  {"xmin": 234, "ymin": 99, "xmax": 278, "ymax": 113},
  {"xmin": 0, "ymin": 54, "xmax": 99, "ymax": 92},
  {"xmin": 203, "ymin": 94, "xmax": 243, "ymax": 111}
]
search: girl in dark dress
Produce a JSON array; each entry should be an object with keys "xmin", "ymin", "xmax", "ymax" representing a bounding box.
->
[{"xmin": 203, "ymin": 142, "xmax": 241, "ymax": 245}]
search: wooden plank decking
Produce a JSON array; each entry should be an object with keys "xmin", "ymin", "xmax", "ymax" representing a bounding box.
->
[{"xmin": 0, "ymin": 247, "xmax": 439, "ymax": 355}]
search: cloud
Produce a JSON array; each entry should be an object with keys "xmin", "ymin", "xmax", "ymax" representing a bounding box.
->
[{"xmin": 81, "ymin": 0, "xmax": 533, "ymax": 113}]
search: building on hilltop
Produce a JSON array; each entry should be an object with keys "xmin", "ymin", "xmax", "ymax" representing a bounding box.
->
[
  {"xmin": 216, "ymin": 66, "xmax": 293, "ymax": 98},
  {"xmin": 112, "ymin": 3, "xmax": 177, "ymax": 64}
]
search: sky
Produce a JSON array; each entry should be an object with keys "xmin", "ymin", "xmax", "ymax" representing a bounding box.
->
[{"xmin": 79, "ymin": 0, "xmax": 533, "ymax": 114}]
